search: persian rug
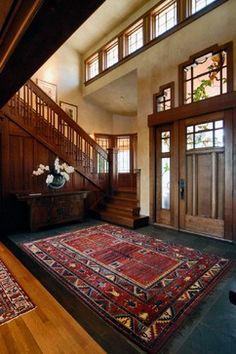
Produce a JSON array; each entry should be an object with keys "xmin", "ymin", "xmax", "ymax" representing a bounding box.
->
[
  {"xmin": 0, "ymin": 259, "xmax": 35, "ymax": 325},
  {"xmin": 21, "ymin": 224, "xmax": 232, "ymax": 352}
]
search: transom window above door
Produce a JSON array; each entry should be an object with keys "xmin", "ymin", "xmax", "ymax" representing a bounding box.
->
[
  {"xmin": 180, "ymin": 42, "xmax": 232, "ymax": 105},
  {"xmin": 186, "ymin": 119, "xmax": 224, "ymax": 150}
]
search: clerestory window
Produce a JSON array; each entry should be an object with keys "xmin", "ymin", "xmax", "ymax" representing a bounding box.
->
[
  {"xmin": 86, "ymin": 54, "xmax": 99, "ymax": 80},
  {"xmin": 125, "ymin": 20, "xmax": 143, "ymax": 56},
  {"xmin": 191, "ymin": 0, "xmax": 217, "ymax": 14},
  {"xmin": 104, "ymin": 39, "xmax": 119, "ymax": 69},
  {"xmin": 152, "ymin": 0, "xmax": 177, "ymax": 38}
]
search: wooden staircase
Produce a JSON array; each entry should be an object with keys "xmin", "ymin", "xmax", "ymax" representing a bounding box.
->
[
  {"xmin": 1, "ymin": 79, "xmax": 149, "ymax": 229},
  {"xmin": 94, "ymin": 188, "xmax": 149, "ymax": 228}
]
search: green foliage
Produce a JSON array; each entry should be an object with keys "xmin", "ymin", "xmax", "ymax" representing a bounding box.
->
[{"xmin": 192, "ymin": 79, "xmax": 212, "ymax": 102}]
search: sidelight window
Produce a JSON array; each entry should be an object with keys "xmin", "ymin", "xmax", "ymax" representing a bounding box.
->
[{"xmin": 161, "ymin": 131, "xmax": 171, "ymax": 209}]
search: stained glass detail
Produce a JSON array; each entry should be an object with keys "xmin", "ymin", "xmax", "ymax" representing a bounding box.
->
[
  {"xmin": 161, "ymin": 130, "xmax": 170, "ymax": 153},
  {"xmin": 186, "ymin": 119, "xmax": 224, "ymax": 150},
  {"xmin": 161, "ymin": 158, "xmax": 170, "ymax": 209},
  {"xmin": 183, "ymin": 50, "xmax": 228, "ymax": 104},
  {"xmin": 156, "ymin": 87, "xmax": 172, "ymax": 112}
]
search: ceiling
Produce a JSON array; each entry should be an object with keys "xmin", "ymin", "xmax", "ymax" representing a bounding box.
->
[
  {"xmin": 67, "ymin": 0, "xmax": 149, "ymax": 54},
  {"xmin": 85, "ymin": 70, "xmax": 138, "ymax": 116},
  {"xmin": 0, "ymin": 0, "xmax": 105, "ymax": 107},
  {"xmin": 66, "ymin": 0, "xmax": 149, "ymax": 116}
]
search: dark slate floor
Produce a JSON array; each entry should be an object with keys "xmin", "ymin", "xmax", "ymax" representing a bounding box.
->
[{"xmin": 3, "ymin": 218, "xmax": 236, "ymax": 354}]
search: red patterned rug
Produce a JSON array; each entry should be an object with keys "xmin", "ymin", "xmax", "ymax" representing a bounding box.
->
[
  {"xmin": 0, "ymin": 259, "xmax": 35, "ymax": 325},
  {"xmin": 21, "ymin": 224, "xmax": 232, "ymax": 352}
]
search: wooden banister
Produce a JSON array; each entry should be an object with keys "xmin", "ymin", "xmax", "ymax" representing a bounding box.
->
[{"xmin": 2, "ymin": 79, "xmax": 109, "ymax": 192}]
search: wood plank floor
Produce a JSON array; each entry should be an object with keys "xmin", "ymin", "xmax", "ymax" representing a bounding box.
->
[{"xmin": 0, "ymin": 242, "xmax": 106, "ymax": 354}]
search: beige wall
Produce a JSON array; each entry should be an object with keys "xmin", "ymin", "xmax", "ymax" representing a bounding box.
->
[{"xmin": 32, "ymin": 44, "xmax": 113, "ymax": 135}]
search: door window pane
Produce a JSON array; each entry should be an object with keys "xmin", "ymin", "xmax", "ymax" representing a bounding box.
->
[
  {"xmin": 186, "ymin": 119, "xmax": 224, "ymax": 150},
  {"xmin": 161, "ymin": 158, "xmax": 170, "ymax": 209}
]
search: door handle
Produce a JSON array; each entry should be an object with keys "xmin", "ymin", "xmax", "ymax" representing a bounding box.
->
[{"xmin": 179, "ymin": 178, "xmax": 185, "ymax": 200}]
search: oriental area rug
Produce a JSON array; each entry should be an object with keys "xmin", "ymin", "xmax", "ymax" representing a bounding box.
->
[
  {"xmin": 21, "ymin": 224, "xmax": 232, "ymax": 353},
  {"xmin": 0, "ymin": 259, "xmax": 35, "ymax": 325}
]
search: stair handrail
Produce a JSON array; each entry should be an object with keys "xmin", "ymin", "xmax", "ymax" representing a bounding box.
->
[{"xmin": 2, "ymin": 79, "xmax": 109, "ymax": 192}]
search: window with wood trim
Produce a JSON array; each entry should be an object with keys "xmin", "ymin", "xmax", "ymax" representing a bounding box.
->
[
  {"xmin": 125, "ymin": 20, "xmax": 143, "ymax": 55},
  {"xmin": 95, "ymin": 136, "xmax": 110, "ymax": 151},
  {"xmin": 186, "ymin": 119, "xmax": 224, "ymax": 150},
  {"xmin": 180, "ymin": 43, "xmax": 232, "ymax": 105},
  {"xmin": 86, "ymin": 53, "xmax": 99, "ymax": 80},
  {"xmin": 161, "ymin": 130, "xmax": 171, "ymax": 209},
  {"xmin": 94, "ymin": 133, "xmax": 137, "ymax": 173},
  {"xmin": 152, "ymin": 0, "xmax": 177, "ymax": 38},
  {"xmin": 153, "ymin": 82, "xmax": 174, "ymax": 113},
  {"xmin": 84, "ymin": 0, "xmax": 228, "ymax": 83},
  {"xmin": 104, "ymin": 39, "xmax": 119, "ymax": 69},
  {"xmin": 116, "ymin": 136, "xmax": 130, "ymax": 173},
  {"xmin": 191, "ymin": 0, "xmax": 217, "ymax": 14}
]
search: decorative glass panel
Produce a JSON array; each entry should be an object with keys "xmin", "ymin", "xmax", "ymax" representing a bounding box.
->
[
  {"xmin": 195, "ymin": 122, "xmax": 213, "ymax": 132},
  {"xmin": 161, "ymin": 158, "xmax": 170, "ymax": 209},
  {"xmin": 183, "ymin": 49, "xmax": 228, "ymax": 104},
  {"xmin": 195, "ymin": 131, "xmax": 213, "ymax": 148},
  {"xmin": 214, "ymin": 129, "xmax": 224, "ymax": 147},
  {"xmin": 186, "ymin": 119, "xmax": 224, "ymax": 150},
  {"xmin": 187, "ymin": 134, "xmax": 194, "ymax": 150},
  {"xmin": 156, "ymin": 86, "xmax": 172, "ymax": 112},
  {"xmin": 215, "ymin": 120, "xmax": 223, "ymax": 129},
  {"xmin": 161, "ymin": 131, "xmax": 170, "ymax": 152}
]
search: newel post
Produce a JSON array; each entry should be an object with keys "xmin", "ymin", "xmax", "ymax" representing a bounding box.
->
[
  {"xmin": 107, "ymin": 147, "xmax": 118, "ymax": 195},
  {"xmin": 134, "ymin": 169, "xmax": 141, "ymax": 208}
]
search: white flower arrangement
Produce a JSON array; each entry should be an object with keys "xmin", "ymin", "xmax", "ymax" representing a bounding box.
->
[{"xmin": 33, "ymin": 157, "xmax": 75, "ymax": 186}]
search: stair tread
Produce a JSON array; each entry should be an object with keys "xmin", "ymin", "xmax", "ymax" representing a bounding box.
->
[{"xmin": 109, "ymin": 196, "xmax": 138, "ymax": 203}]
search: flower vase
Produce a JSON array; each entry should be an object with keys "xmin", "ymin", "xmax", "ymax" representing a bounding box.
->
[{"xmin": 48, "ymin": 174, "xmax": 66, "ymax": 190}]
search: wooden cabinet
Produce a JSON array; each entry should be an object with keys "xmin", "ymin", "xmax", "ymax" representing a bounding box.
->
[{"xmin": 16, "ymin": 191, "xmax": 88, "ymax": 232}]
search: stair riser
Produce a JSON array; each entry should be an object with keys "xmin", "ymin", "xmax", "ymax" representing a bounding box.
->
[
  {"xmin": 101, "ymin": 206, "xmax": 140, "ymax": 217},
  {"xmin": 107, "ymin": 199, "xmax": 138, "ymax": 207}
]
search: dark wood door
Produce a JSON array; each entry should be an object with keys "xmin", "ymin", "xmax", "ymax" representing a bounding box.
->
[{"xmin": 155, "ymin": 111, "xmax": 233, "ymax": 240}]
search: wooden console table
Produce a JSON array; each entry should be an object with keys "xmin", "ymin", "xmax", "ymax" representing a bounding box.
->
[{"xmin": 16, "ymin": 191, "xmax": 88, "ymax": 232}]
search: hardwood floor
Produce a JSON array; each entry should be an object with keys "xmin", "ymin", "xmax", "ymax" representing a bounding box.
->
[{"xmin": 0, "ymin": 242, "xmax": 105, "ymax": 354}]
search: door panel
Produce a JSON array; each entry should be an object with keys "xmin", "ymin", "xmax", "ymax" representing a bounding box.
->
[
  {"xmin": 155, "ymin": 111, "xmax": 232, "ymax": 240},
  {"xmin": 180, "ymin": 114, "xmax": 226, "ymax": 238}
]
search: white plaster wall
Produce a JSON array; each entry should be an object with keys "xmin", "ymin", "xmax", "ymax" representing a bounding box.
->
[
  {"xmin": 112, "ymin": 114, "xmax": 137, "ymax": 134},
  {"xmin": 32, "ymin": 44, "xmax": 113, "ymax": 135}
]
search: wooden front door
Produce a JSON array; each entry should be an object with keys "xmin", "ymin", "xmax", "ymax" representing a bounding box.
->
[{"xmin": 155, "ymin": 111, "xmax": 233, "ymax": 240}]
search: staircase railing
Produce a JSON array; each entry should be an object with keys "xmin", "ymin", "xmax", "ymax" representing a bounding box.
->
[{"xmin": 2, "ymin": 79, "xmax": 109, "ymax": 191}]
